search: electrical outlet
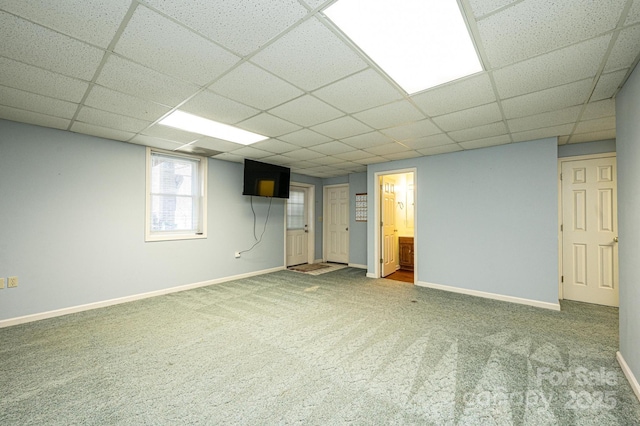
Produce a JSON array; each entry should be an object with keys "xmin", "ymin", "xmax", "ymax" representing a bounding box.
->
[
  {"xmin": 7, "ymin": 276, "xmax": 18, "ymax": 288},
  {"xmin": 0, "ymin": 278, "xmax": 4, "ymax": 289},
  {"xmin": 234, "ymin": 251, "xmax": 241, "ymax": 258}
]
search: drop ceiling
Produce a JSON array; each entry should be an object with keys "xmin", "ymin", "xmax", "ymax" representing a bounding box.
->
[{"xmin": 1, "ymin": 0, "xmax": 638, "ymax": 178}]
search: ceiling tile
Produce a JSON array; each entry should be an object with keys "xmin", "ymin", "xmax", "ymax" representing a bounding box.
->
[
  {"xmin": 558, "ymin": 136, "xmax": 570, "ymax": 145},
  {"xmin": 468, "ymin": 0, "xmax": 518, "ymax": 18},
  {"xmin": 279, "ymin": 148, "xmax": 326, "ymax": 161},
  {"xmin": 459, "ymin": 134, "xmax": 511, "ymax": 149},
  {"xmin": 0, "ymin": 85, "xmax": 77, "ymax": 119},
  {"xmin": 582, "ymin": 99, "xmax": 616, "ymax": 120},
  {"xmin": 0, "ymin": 11, "xmax": 104, "ymax": 80},
  {"xmin": 591, "ymin": 69, "xmax": 628, "ymax": 101},
  {"xmin": 143, "ymin": 0, "xmax": 307, "ymax": 56},
  {"xmin": 507, "ymin": 106, "xmax": 582, "ymax": 133},
  {"xmin": 501, "ymin": 79, "xmax": 592, "ymax": 119},
  {"xmin": 179, "ymin": 90, "xmax": 259, "ymax": 125},
  {"xmin": 0, "ymin": 57, "xmax": 89, "ymax": 103},
  {"xmin": 411, "ymin": 73, "xmax": 496, "ymax": 117},
  {"xmin": 211, "ymin": 152, "xmax": 244, "ymax": 163},
  {"xmin": 626, "ymin": 0, "xmax": 640, "ymax": 25},
  {"xmin": 250, "ymin": 138, "xmax": 298, "ymax": 154},
  {"xmin": 449, "ymin": 122, "xmax": 508, "ymax": 142},
  {"xmin": 354, "ymin": 156, "xmax": 390, "ymax": 165},
  {"xmin": 477, "ymin": 0, "xmax": 626, "ymax": 67},
  {"xmin": 364, "ymin": 142, "xmax": 412, "ymax": 156},
  {"xmin": 332, "ymin": 149, "xmax": 377, "ymax": 161},
  {"xmin": 417, "ymin": 144, "xmax": 463, "ymax": 156},
  {"xmin": 312, "ymin": 68, "xmax": 403, "ymax": 113},
  {"xmin": 278, "ymin": 129, "xmax": 332, "ymax": 147},
  {"xmin": 70, "ymin": 121, "xmax": 134, "ymax": 142},
  {"xmin": 0, "ymin": 105, "xmax": 70, "ymax": 130},
  {"xmin": 400, "ymin": 134, "xmax": 455, "ymax": 150},
  {"xmin": 570, "ymin": 129, "xmax": 616, "ymax": 143},
  {"xmin": 251, "ymin": 17, "xmax": 368, "ymax": 90},
  {"xmin": 604, "ymin": 24, "xmax": 640, "ymax": 72},
  {"xmin": 236, "ymin": 113, "xmax": 302, "ymax": 137},
  {"xmin": 210, "ymin": 62, "xmax": 304, "ymax": 110},
  {"xmin": 96, "ymin": 55, "xmax": 199, "ymax": 106},
  {"xmin": 115, "ymin": 6, "xmax": 240, "ymax": 86},
  {"xmin": 432, "ymin": 103, "xmax": 502, "ymax": 132},
  {"xmin": 84, "ymin": 85, "xmax": 170, "ymax": 122},
  {"xmin": 227, "ymin": 146, "xmax": 273, "ymax": 159},
  {"xmin": 574, "ymin": 116, "xmax": 616, "ymax": 134},
  {"xmin": 382, "ymin": 119, "xmax": 441, "ymax": 141},
  {"xmin": 129, "ymin": 134, "xmax": 184, "ymax": 150},
  {"xmin": 493, "ymin": 35, "xmax": 610, "ymax": 98},
  {"xmin": 290, "ymin": 160, "xmax": 323, "ymax": 170},
  {"xmin": 142, "ymin": 124, "xmax": 201, "ymax": 144},
  {"xmin": 192, "ymin": 137, "xmax": 244, "ymax": 152},
  {"xmin": 341, "ymin": 131, "xmax": 394, "ymax": 149},
  {"xmin": 385, "ymin": 151, "xmax": 421, "ymax": 161},
  {"xmin": 269, "ymin": 95, "xmax": 343, "ymax": 127},
  {"xmin": 309, "ymin": 141, "xmax": 356, "ymax": 155},
  {"xmin": 511, "ymin": 124, "xmax": 574, "ymax": 143},
  {"xmin": 75, "ymin": 106, "xmax": 151, "ymax": 133},
  {"xmin": 310, "ymin": 156, "xmax": 344, "ymax": 166},
  {"xmin": 354, "ymin": 101, "xmax": 425, "ymax": 130},
  {"xmin": 310, "ymin": 116, "xmax": 372, "ymax": 139},
  {"xmin": 0, "ymin": 0, "xmax": 130, "ymax": 48}
]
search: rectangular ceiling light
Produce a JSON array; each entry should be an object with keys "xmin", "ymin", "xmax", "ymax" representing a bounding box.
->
[
  {"xmin": 324, "ymin": 0, "xmax": 483, "ymax": 94},
  {"xmin": 159, "ymin": 110, "xmax": 268, "ymax": 145}
]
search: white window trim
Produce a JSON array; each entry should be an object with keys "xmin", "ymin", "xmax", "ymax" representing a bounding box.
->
[{"xmin": 145, "ymin": 147, "xmax": 208, "ymax": 242}]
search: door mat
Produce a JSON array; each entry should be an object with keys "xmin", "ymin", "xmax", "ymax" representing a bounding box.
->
[{"xmin": 288, "ymin": 263, "xmax": 347, "ymax": 276}]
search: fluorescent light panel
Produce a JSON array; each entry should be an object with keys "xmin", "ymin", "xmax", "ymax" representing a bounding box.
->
[
  {"xmin": 159, "ymin": 110, "xmax": 268, "ymax": 145},
  {"xmin": 324, "ymin": 0, "xmax": 483, "ymax": 94}
]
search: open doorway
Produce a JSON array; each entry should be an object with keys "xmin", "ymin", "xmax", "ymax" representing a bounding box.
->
[{"xmin": 377, "ymin": 170, "xmax": 416, "ymax": 283}]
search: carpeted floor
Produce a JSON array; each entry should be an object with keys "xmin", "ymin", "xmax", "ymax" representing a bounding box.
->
[{"xmin": 1, "ymin": 267, "xmax": 639, "ymax": 425}]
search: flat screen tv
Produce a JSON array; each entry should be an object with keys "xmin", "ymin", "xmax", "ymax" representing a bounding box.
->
[{"xmin": 242, "ymin": 159, "xmax": 290, "ymax": 199}]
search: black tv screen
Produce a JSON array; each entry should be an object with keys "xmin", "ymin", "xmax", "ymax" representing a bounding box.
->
[{"xmin": 242, "ymin": 159, "xmax": 290, "ymax": 199}]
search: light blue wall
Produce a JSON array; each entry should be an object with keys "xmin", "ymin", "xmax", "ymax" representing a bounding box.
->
[
  {"xmin": 348, "ymin": 172, "xmax": 367, "ymax": 266},
  {"xmin": 558, "ymin": 139, "xmax": 616, "ymax": 157},
  {"xmin": 367, "ymin": 138, "xmax": 559, "ymax": 304},
  {"xmin": 616, "ymin": 64, "xmax": 640, "ymax": 382},
  {"xmin": 0, "ymin": 120, "xmax": 286, "ymax": 321}
]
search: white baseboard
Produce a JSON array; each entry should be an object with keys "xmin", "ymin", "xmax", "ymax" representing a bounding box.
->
[
  {"xmin": 617, "ymin": 351, "xmax": 640, "ymax": 403},
  {"xmin": 348, "ymin": 263, "xmax": 367, "ymax": 269},
  {"xmin": 0, "ymin": 266, "xmax": 284, "ymax": 329},
  {"xmin": 366, "ymin": 272, "xmax": 377, "ymax": 278},
  {"xmin": 416, "ymin": 281, "xmax": 561, "ymax": 311}
]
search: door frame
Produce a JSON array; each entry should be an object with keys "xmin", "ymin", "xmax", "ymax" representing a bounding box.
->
[
  {"xmin": 284, "ymin": 182, "xmax": 315, "ymax": 266},
  {"xmin": 557, "ymin": 152, "xmax": 617, "ymax": 301},
  {"xmin": 323, "ymin": 183, "xmax": 349, "ymax": 263},
  {"xmin": 373, "ymin": 168, "xmax": 417, "ymax": 282}
]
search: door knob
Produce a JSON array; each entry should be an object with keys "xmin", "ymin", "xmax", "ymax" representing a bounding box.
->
[
  {"xmin": 614, "ymin": 236, "xmax": 619, "ymax": 243},
  {"xmin": 345, "ymin": 227, "xmax": 348, "ymax": 231}
]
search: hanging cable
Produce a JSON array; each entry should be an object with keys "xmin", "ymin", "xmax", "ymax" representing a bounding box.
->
[{"xmin": 239, "ymin": 196, "xmax": 273, "ymax": 255}]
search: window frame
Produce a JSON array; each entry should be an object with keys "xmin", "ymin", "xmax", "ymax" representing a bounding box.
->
[{"xmin": 145, "ymin": 147, "xmax": 208, "ymax": 242}]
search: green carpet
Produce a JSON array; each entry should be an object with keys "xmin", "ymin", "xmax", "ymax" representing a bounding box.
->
[{"xmin": 1, "ymin": 268, "xmax": 639, "ymax": 424}]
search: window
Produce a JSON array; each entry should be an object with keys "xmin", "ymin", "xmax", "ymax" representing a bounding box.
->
[
  {"xmin": 287, "ymin": 188, "xmax": 305, "ymax": 230},
  {"xmin": 145, "ymin": 148, "xmax": 207, "ymax": 241}
]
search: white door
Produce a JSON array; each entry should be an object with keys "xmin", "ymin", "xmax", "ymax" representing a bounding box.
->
[
  {"xmin": 286, "ymin": 186, "xmax": 308, "ymax": 267},
  {"xmin": 326, "ymin": 185, "xmax": 349, "ymax": 263},
  {"xmin": 561, "ymin": 156, "xmax": 619, "ymax": 307},
  {"xmin": 381, "ymin": 176, "xmax": 398, "ymax": 277}
]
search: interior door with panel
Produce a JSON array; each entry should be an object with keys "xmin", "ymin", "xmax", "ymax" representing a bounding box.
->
[
  {"xmin": 326, "ymin": 185, "xmax": 349, "ymax": 264},
  {"xmin": 381, "ymin": 176, "xmax": 398, "ymax": 277},
  {"xmin": 286, "ymin": 186, "xmax": 308, "ymax": 267},
  {"xmin": 561, "ymin": 156, "xmax": 618, "ymax": 307}
]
